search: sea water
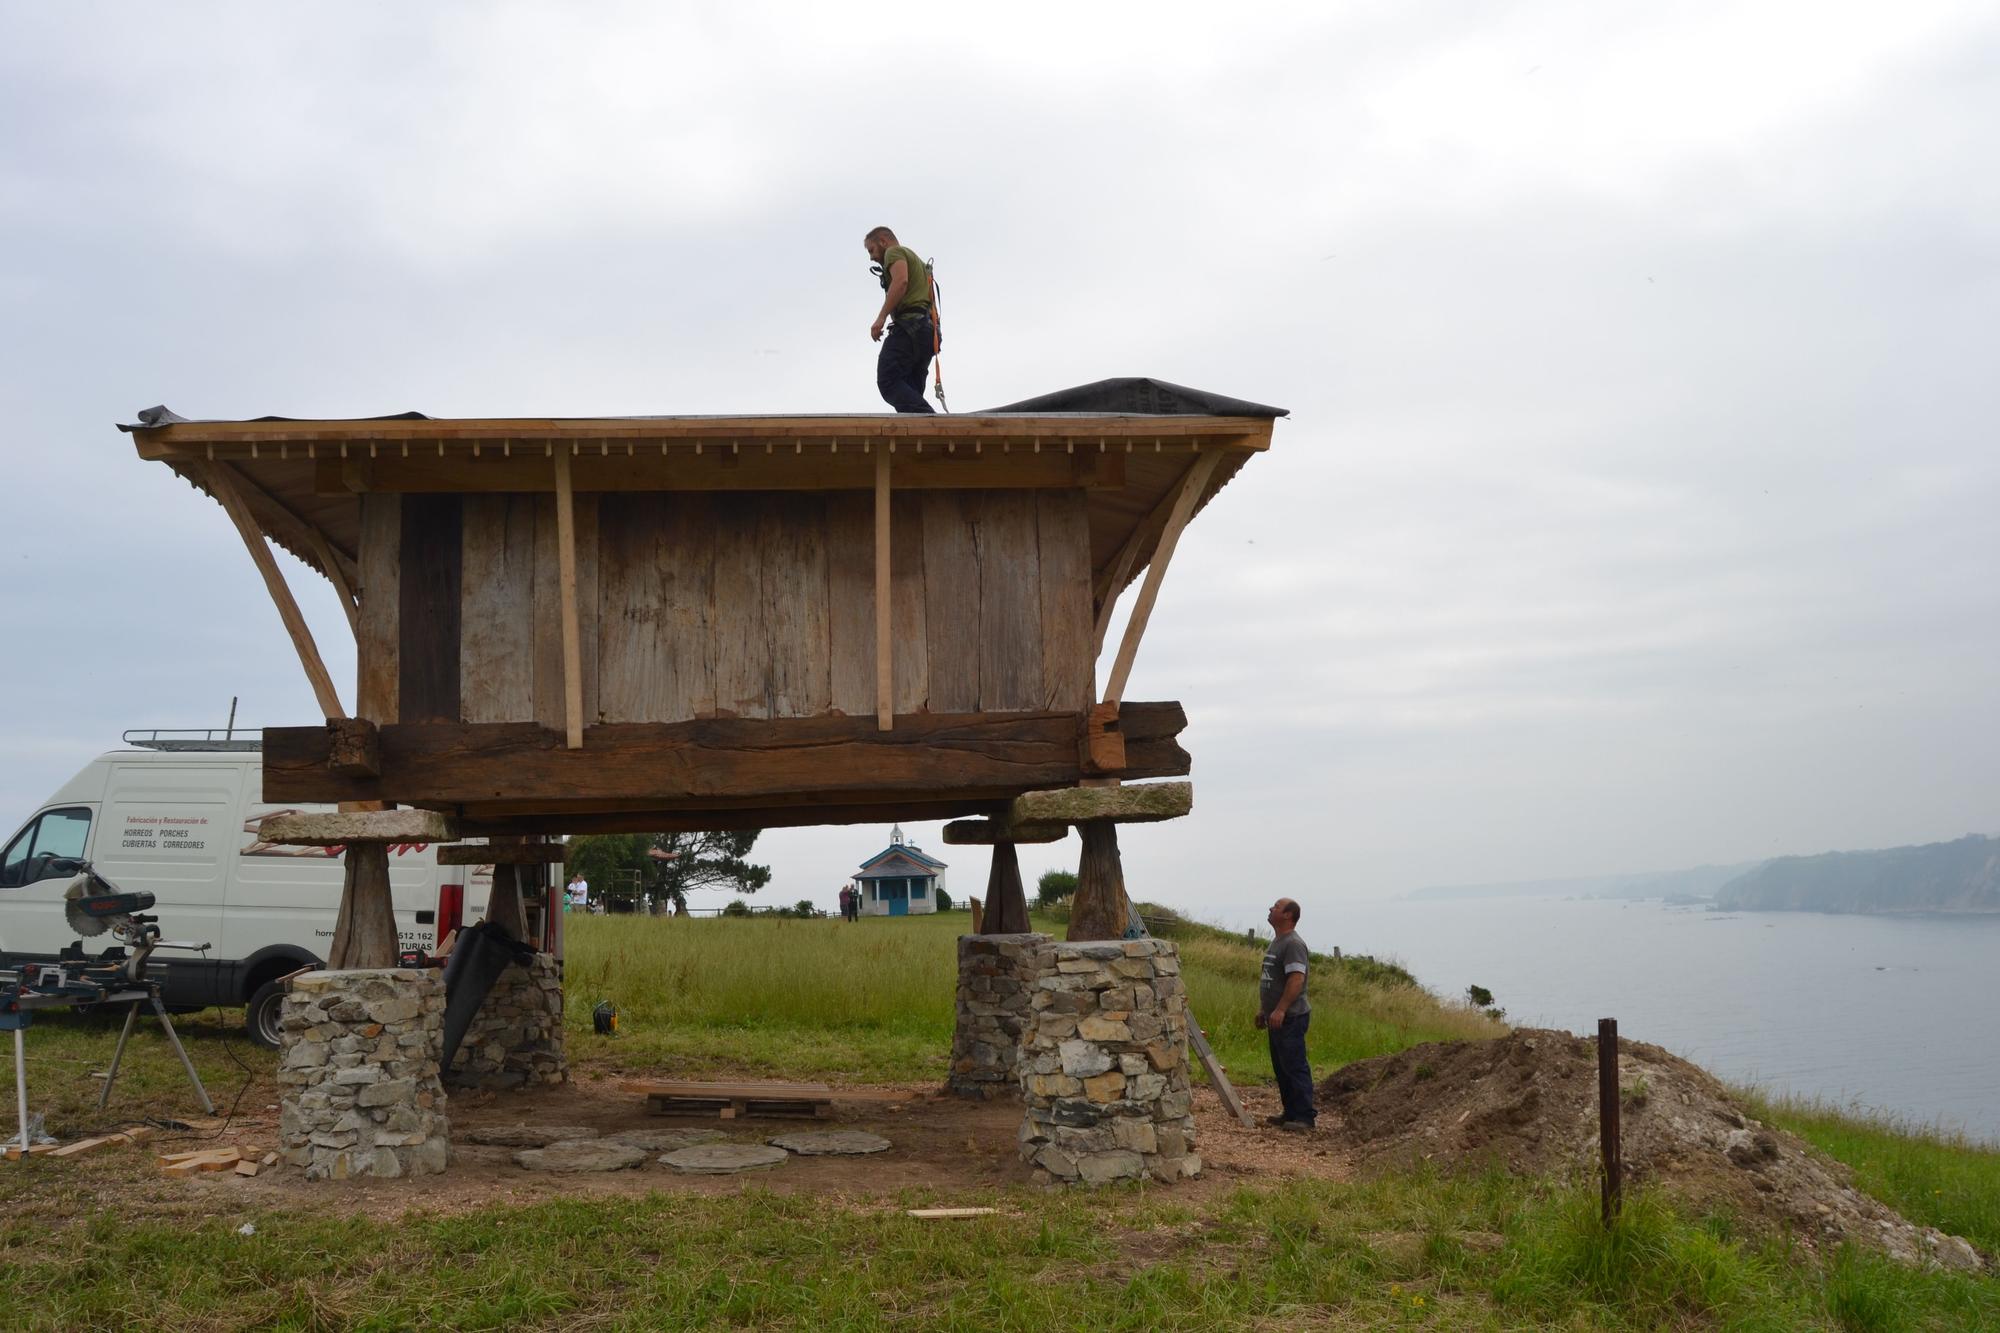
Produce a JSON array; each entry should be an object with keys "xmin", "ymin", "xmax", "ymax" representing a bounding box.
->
[{"xmin": 1314, "ymin": 895, "xmax": 2000, "ymax": 1145}]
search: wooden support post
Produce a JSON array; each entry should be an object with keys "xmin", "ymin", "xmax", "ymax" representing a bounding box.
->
[
  {"xmin": 874, "ymin": 448, "xmax": 893, "ymax": 732},
  {"xmin": 983, "ymin": 842, "xmax": 1031, "ymax": 935},
  {"xmin": 1068, "ymin": 821, "xmax": 1131, "ymax": 942},
  {"xmin": 553, "ymin": 450, "xmax": 585, "ymax": 749},
  {"xmin": 485, "ymin": 848, "xmax": 530, "ymax": 942},
  {"xmin": 205, "ymin": 463, "xmax": 347, "ymax": 719},
  {"xmin": 1599, "ymin": 1016, "xmax": 1622, "ymax": 1225},
  {"xmin": 1102, "ymin": 449, "xmax": 1222, "ymax": 706},
  {"xmin": 326, "ymin": 843, "xmax": 397, "ymax": 969}
]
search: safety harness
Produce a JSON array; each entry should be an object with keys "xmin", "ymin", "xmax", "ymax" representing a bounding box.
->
[{"xmin": 871, "ymin": 253, "xmax": 949, "ymax": 412}]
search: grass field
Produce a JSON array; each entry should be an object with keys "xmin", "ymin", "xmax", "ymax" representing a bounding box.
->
[
  {"xmin": 3, "ymin": 909, "xmax": 1996, "ymax": 1330},
  {"xmin": 559, "ymin": 908, "xmax": 1502, "ymax": 1084}
]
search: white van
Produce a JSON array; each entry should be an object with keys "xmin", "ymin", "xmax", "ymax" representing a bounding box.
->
[{"xmin": 0, "ymin": 737, "xmax": 494, "ymax": 1047}]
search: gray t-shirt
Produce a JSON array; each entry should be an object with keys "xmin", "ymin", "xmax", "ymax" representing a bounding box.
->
[{"xmin": 1259, "ymin": 932, "xmax": 1311, "ymax": 1015}]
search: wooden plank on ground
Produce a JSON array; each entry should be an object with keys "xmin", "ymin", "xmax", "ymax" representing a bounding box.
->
[
  {"xmin": 1187, "ymin": 1020, "xmax": 1254, "ymax": 1128},
  {"xmin": 908, "ymin": 1208, "xmax": 1000, "ymax": 1219},
  {"xmin": 624, "ymin": 1080, "xmax": 835, "ymax": 1099}
]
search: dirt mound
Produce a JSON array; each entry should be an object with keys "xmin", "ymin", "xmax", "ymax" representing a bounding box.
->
[{"xmin": 1319, "ymin": 1029, "xmax": 1983, "ymax": 1271}]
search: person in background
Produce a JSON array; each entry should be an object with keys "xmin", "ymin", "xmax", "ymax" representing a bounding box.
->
[
  {"xmin": 837, "ymin": 884, "xmax": 852, "ymax": 922},
  {"xmin": 1254, "ymin": 897, "xmax": 1315, "ymax": 1131},
  {"xmin": 566, "ymin": 870, "xmax": 588, "ymax": 914}
]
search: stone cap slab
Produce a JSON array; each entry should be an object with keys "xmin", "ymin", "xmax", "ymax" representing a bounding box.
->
[
  {"xmin": 258, "ymin": 809, "xmax": 458, "ymax": 846},
  {"xmin": 943, "ymin": 781, "xmax": 1191, "ymax": 844}
]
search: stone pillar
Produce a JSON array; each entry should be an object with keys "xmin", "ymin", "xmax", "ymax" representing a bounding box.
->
[
  {"xmin": 446, "ymin": 953, "xmax": 567, "ymax": 1089},
  {"xmin": 948, "ymin": 932, "xmax": 1050, "ymax": 1098},
  {"xmin": 1017, "ymin": 938, "xmax": 1199, "ymax": 1184},
  {"xmin": 277, "ymin": 969, "xmax": 449, "ymax": 1180}
]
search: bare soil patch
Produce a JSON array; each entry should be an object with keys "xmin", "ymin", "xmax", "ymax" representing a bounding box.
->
[
  {"xmin": 5, "ymin": 1072, "xmax": 1348, "ymax": 1227},
  {"xmin": 1318, "ymin": 1028, "xmax": 1985, "ymax": 1271}
]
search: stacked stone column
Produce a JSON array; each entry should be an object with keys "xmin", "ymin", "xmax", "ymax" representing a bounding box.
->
[
  {"xmin": 947, "ymin": 932, "xmax": 1050, "ymax": 1098},
  {"xmin": 447, "ymin": 953, "xmax": 566, "ymax": 1089},
  {"xmin": 1017, "ymin": 938, "xmax": 1200, "ymax": 1184},
  {"xmin": 277, "ymin": 969, "xmax": 450, "ymax": 1180}
]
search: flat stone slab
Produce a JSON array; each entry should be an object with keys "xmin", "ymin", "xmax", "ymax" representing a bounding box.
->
[
  {"xmin": 258, "ymin": 809, "xmax": 458, "ymax": 846},
  {"xmin": 602, "ymin": 1128, "xmax": 729, "ymax": 1152},
  {"xmin": 659, "ymin": 1143, "xmax": 790, "ymax": 1174},
  {"xmin": 513, "ymin": 1140, "xmax": 649, "ymax": 1172},
  {"xmin": 465, "ymin": 1124, "xmax": 600, "ymax": 1148},
  {"xmin": 768, "ymin": 1130, "xmax": 892, "ymax": 1156}
]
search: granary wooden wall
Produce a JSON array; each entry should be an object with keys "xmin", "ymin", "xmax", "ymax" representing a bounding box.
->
[{"xmin": 359, "ymin": 488, "xmax": 1093, "ymax": 730}]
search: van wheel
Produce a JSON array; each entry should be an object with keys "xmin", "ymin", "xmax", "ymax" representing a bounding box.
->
[{"xmin": 246, "ymin": 981, "xmax": 287, "ymax": 1049}]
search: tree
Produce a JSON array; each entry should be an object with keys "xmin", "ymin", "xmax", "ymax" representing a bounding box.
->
[
  {"xmin": 935, "ymin": 886, "xmax": 953, "ymax": 911},
  {"xmin": 1036, "ymin": 869, "xmax": 1078, "ymax": 908},
  {"xmin": 648, "ymin": 831, "xmax": 771, "ymax": 913},
  {"xmin": 793, "ymin": 898, "xmax": 817, "ymax": 917},
  {"xmin": 567, "ymin": 830, "xmax": 771, "ymax": 915}
]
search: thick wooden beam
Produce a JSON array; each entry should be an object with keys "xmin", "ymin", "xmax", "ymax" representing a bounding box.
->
[
  {"xmin": 435, "ymin": 842, "xmax": 567, "ymax": 866},
  {"xmin": 205, "ymin": 463, "xmax": 346, "ymax": 720},
  {"xmin": 327, "ymin": 843, "xmax": 397, "ymax": 969},
  {"xmin": 875, "ymin": 449, "xmax": 893, "ymax": 731},
  {"xmin": 313, "ymin": 448, "xmax": 1126, "ymax": 496},
  {"xmin": 327, "ymin": 718, "xmax": 380, "ymax": 777},
  {"xmin": 552, "ymin": 450, "xmax": 584, "ymax": 749},
  {"xmin": 941, "ymin": 819, "xmax": 1067, "ymax": 846},
  {"xmin": 261, "ymin": 705, "xmax": 1191, "ymax": 808},
  {"xmin": 982, "ymin": 843, "xmax": 1032, "ymax": 935},
  {"xmin": 456, "ymin": 797, "xmax": 1006, "ymax": 838},
  {"xmin": 1101, "ymin": 450, "xmax": 1223, "ymax": 706}
]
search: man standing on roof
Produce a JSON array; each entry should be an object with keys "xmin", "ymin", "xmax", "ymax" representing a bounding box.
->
[{"xmin": 864, "ymin": 226, "xmax": 937, "ymax": 414}]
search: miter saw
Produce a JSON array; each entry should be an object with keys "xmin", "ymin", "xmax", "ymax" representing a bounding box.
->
[{"xmin": 3, "ymin": 862, "xmax": 215, "ymax": 1159}]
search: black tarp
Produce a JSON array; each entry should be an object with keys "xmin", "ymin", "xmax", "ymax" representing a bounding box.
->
[{"xmin": 979, "ymin": 377, "xmax": 1287, "ymax": 418}]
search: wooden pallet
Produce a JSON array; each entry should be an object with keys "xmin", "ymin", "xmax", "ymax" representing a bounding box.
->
[{"xmin": 623, "ymin": 1080, "xmax": 908, "ymax": 1120}]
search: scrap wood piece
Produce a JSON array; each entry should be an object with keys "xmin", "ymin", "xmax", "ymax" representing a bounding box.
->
[
  {"xmin": 161, "ymin": 1148, "xmax": 243, "ymax": 1175},
  {"xmin": 907, "ymin": 1207, "xmax": 1001, "ymax": 1220},
  {"xmin": 50, "ymin": 1135, "xmax": 124, "ymax": 1158},
  {"xmin": 233, "ymin": 1159, "xmax": 261, "ymax": 1177},
  {"xmin": 3, "ymin": 1143, "xmax": 61, "ymax": 1160}
]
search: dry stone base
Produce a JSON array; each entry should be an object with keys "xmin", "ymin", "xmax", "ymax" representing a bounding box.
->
[
  {"xmin": 277, "ymin": 969, "xmax": 449, "ymax": 1181},
  {"xmin": 1017, "ymin": 938, "xmax": 1200, "ymax": 1185},
  {"xmin": 604, "ymin": 1128, "xmax": 728, "ymax": 1152},
  {"xmin": 948, "ymin": 932, "xmax": 1050, "ymax": 1099},
  {"xmin": 447, "ymin": 952, "xmax": 565, "ymax": 1089}
]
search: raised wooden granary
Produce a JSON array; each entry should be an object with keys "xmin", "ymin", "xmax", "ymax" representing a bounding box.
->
[{"xmin": 125, "ymin": 378, "xmax": 1283, "ymax": 953}]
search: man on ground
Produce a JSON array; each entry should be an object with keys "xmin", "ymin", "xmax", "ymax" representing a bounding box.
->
[
  {"xmin": 1254, "ymin": 897, "xmax": 1315, "ymax": 1130},
  {"xmin": 864, "ymin": 226, "xmax": 937, "ymax": 414}
]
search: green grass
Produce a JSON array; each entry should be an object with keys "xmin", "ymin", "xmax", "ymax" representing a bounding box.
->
[
  {"xmin": 4, "ymin": 912, "xmax": 1995, "ymax": 1330},
  {"xmin": 1752, "ymin": 1093, "xmax": 2000, "ymax": 1256},
  {"xmin": 2, "ymin": 1168, "xmax": 1994, "ymax": 1331},
  {"xmin": 560, "ymin": 910, "xmax": 1502, "ymax": 1085}
]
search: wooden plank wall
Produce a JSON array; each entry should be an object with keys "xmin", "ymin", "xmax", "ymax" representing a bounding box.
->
[{"xmin": 354, "ymin": 487, "xmax": 1094, "ymax": 726}]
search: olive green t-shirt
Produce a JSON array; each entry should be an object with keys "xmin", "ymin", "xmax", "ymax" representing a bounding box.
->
[{"xmin": 880, "ymin": 244, "xmax": 932, "ymax": 315}]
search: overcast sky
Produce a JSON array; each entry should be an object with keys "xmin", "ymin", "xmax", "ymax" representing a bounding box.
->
[{"xmin": 2, "ymin": 2, "xmax": 1995, "ymax": 932}]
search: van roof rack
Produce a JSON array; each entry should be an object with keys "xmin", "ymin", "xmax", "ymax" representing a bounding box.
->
[{"xmin": 122, "ymin": 728, "xmax": 262, "ymax": 752}]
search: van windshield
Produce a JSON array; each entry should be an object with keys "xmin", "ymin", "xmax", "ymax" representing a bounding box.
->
[{"xmin": 0, "ymin": 807, "xmax": 92, "ymax": 888}]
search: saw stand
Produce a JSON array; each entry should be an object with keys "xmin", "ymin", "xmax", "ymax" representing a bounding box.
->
[{"xmin": 5, "ymin": 977, "xmax": 216, "ymax": 1157}]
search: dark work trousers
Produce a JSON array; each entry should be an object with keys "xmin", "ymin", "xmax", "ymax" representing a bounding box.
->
[
  {"xmin": 1268, "ymin": 1010, "xmax": 1315, "ymax": 1124},
  {"xmin": 876, "ymin": 314, "xmax": 937, "ymax": 414}
]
